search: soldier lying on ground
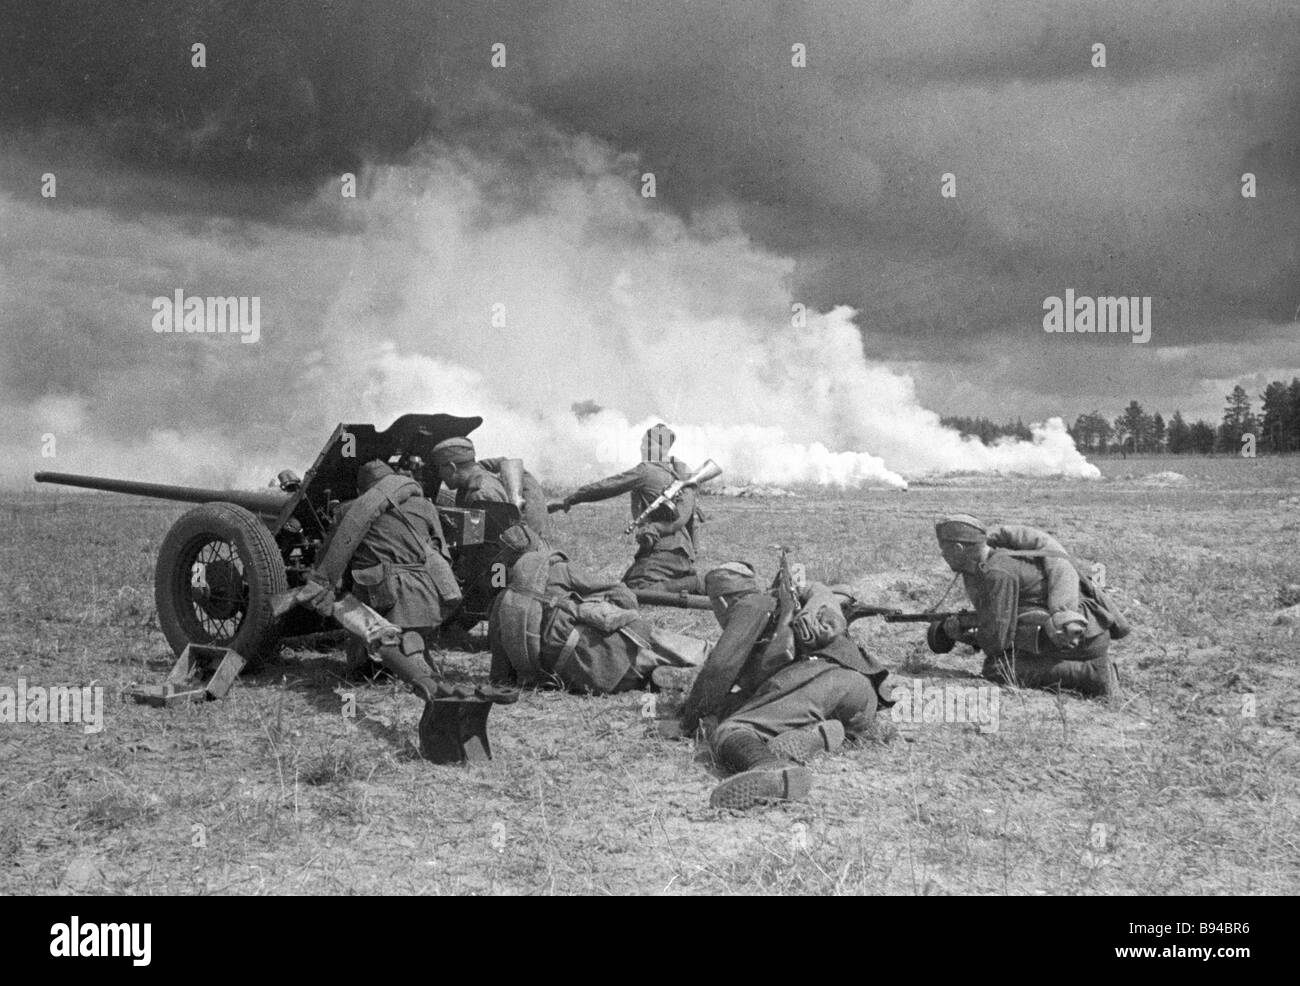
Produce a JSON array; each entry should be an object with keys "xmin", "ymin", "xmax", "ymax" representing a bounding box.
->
[
  {"xmin": 547, "ymin": 423, "xmax": 702, "ymax": 593},
  {"xmin": 430, "ymin": 436, "xmax": 552, "ymax": 538},
  {"xmin": 933, "ymin": 514, "xmax": 1129, "ymax": 699},
  {"xmin": 487, "ymin": 523, "xmax": 707, "ymax": 694},
  {"xmin": 671, "ymin": 562, "xmax": 894, "ymax": 810}
]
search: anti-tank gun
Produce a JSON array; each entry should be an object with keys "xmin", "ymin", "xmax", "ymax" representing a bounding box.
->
[{"xmin": 34, "ymin": 414, "xmax": 526, "ymax": 666}]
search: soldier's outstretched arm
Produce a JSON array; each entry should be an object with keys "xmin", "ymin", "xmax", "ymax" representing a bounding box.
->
[{"xmin": 561, "ymin": 465, "xmax": 643, "ymax": 507}]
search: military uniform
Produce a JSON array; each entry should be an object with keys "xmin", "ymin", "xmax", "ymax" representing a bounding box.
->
[
  {"xmin": 316, "ymin": 466, "xmax": 461, "ymax": 672},
  {"xmin": 488, "ymin": 527, "xmax": 706, "ymax": 695},
  {"xmin": 563, "ymin": 458, "xmax": 701, "ymax": 591},
  {"xmin": 431, "ymin": 438, "xmax": 551, "ymax": 539},
  {"xmin": 944, "ymin": 520, "xmax": 1123, "ymax": 697},
  {"xmin": 683, "ymin": 567, "xmax": 891, "ymax": 809},
  {"xmin": 465, "ymin": 457, "xmax": 552, "ymax": 537}
]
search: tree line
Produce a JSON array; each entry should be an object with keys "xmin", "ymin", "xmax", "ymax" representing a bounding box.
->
[
  {"xmin": 1070, "ymin": 382, "xmax": 1297, "ymax": 454},
  {"xmin": 944, "ymin": 381, "xmax": 1300, "ymax": 454}
]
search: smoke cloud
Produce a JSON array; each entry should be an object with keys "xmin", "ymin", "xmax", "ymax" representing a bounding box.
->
[{"xmin": 3, "ymin": 107, "xmax": 1099, "ymax": 491}]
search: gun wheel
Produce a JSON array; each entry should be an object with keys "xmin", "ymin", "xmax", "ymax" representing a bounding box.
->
[{"xmin": 155, "ymin": 503, "xmax": 287, "ymax": 668}]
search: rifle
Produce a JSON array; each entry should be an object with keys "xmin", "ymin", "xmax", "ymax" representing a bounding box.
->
[
  {"xmin": 883, "ymin": 609, "xmax": 979, "ymax": 654},
  {"xmin": 623, "ymin": 459, "xmax": 722, "ymax": 534},
  {"xmin": 882, "ymin": 610, "xmax": 975, "ymax": 624}
]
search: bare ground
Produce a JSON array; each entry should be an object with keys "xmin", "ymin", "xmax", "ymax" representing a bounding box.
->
[{"xmin": 1, "ymin": 454, "xmax": 1297, "ymax": 895}]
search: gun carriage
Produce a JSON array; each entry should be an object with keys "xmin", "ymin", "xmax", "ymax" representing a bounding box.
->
[{"xmin": 34, "ymin": 414, "xmax": 522, "ymax": 666}]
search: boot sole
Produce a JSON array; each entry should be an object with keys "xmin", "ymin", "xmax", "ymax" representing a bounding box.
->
[
  {"xmin": 768, "ymin": 721, "xmax": 845, "ymax": 762},
  {"xmin": 709, "ymin": 765, "xmax": 813, "ymax": 809}
]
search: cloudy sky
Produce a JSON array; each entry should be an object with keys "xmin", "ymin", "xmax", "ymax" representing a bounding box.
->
[{"xmin": 1, "ymin": 1, "xmax": 1297, "ymax": 485}]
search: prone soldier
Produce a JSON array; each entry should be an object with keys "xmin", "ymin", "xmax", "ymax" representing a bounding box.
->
[
  {"xmin": 487, "ymin": 524, "xmax": 707, "ymax": 694},
  {"xmin": 679, "ymin": 561, "xmax": 894, "ymax": 810},
  {"xmin": 548, "ymin": 423, "xmax": 703, "ymax": 592},
  {"xmin": 932, "ymin": 514, "xmax": 1128, "ymax": 699}
]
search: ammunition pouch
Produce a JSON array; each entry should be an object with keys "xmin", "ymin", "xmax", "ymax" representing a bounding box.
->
[{"xmin": 351, "ymin": 563, "xmax": 397, "ymax": 612}]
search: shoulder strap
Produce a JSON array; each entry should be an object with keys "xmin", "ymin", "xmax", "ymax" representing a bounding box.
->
[{"xmin": 314, "ymin": 475, "xmax": 420, "ymax": 585}]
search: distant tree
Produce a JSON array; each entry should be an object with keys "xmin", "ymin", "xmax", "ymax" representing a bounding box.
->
[
  {"xmin": 1115, "ymin": 400, "xmax": 1148, "ymax": 454},
  {"xmin": 1288, "ymin": 379, "xmax": 1300, "ymax": 451},
  {"xmin": 1093, "ymin": 414, "xmax": 1113, "ymax": 453},
  {"xmin": 1189, "ymin": 420, "xmax": 1217, "ymax": 454},
  {"xmin": 1260, "ymin": 381, "xmax": 1290, "ymax": 453},
  {"xmin": 1071, "ymin": 411, "xmax": 1113, "ymax": 453},
  {"xmin": 1218, "ymin": 385, "xmax": 1256, "ymax": 453},
  {"xmin": 1151, "ymin": 412, "xmax": 1166, "ymax": 453},
  {"xmin": 1167, "ymin": 411, "xmax": 1191, "ymax": 454}
]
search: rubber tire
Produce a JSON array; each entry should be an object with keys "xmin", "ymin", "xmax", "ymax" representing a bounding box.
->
[
  {"xmin": 927, "ymin": 620, "xmax": 956, "ymax": 654},
  {"xmin": 155, "ymin": 502, "xmax": 287, "ymax": 668}
]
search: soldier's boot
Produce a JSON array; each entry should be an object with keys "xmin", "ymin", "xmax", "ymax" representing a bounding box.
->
[
  {"xmin": 768, "ymin": 720, "xmax": 846, "ymax": 763},
  {"xmin": 983, "ymin": 650, "xmax": 1118, "ymax": 701},
  {"xmin": 417, "ymin": 682, "xmax": 520, "ymax": 764},
  {"xmin": 708, "ymin": 730, "xmax": 812, "ymax": 809},
  {"xmin": 655, "ymin": 574, "xmax": 705, "ymax": 594},
  {"xmin": 373, "ymin": 631, "xmax": 444, "ymax": 703}
]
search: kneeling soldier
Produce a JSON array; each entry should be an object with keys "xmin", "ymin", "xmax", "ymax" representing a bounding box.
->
[{"xmin": 933, "ymin": 514, "xmax": 1128, "ymax": 699}]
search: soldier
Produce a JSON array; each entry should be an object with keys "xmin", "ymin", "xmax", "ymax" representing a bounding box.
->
[
  {"xmin": 304, "ymin": 459, "xmax": 462, "ymax": 685},
  {"xmin": 548, "ymin": 423, "xmax": 701, "ymax": 592},
  {"xmin": 430, "ymin": 436, "xmax": 551, "ymax": 538},
  {"xmin": 678, "ymin": 562, "xmax": 893, "ymax": 810},
  {"xmin": 487, "ymin": 524, "xmax": 707, "ymax": 694},
  {"xmin": 933, "ymin": 514, "xmax": 1127, "ymax": 699}
]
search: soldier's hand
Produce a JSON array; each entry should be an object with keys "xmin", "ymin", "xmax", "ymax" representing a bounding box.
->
[
  {"xmin": 296, "ymin": 579, "xmax": 336, "ymax": 617},
  {"xmin": 941, "ymin": 615, "xmax": 966, "ymax": 640},
  {"xmin": 1047, "ymin": 611, "xmax": 1087, "ymax": 648},
  {"xmin": 636, "ymin": 530, "xmax": 660, "ymax": 552}
]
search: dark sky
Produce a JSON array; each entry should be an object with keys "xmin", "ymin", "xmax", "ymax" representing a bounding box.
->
[{"xmin": 2, "ymin": 0, "xmax": 1298, "ymax": 440}]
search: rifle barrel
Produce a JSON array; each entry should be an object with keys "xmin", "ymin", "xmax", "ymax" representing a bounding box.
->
[{"xmin": 883, "ymin": 611, "xmax": 960, "ymax": 623}]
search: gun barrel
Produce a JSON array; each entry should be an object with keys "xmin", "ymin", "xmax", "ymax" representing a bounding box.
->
[
  {"xmin": 883, "ymin": 611, "xmax": 962, "ymax": 623},
  {"xmin": 34, "ymin": 471, "xmax": 291, "ymax": 517},
  {"xmin": 633, "ymin": 589, "xmax": 713, "ymax": 611}
]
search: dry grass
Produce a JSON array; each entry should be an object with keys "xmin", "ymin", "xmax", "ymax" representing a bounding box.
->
[{"xmin": 1, "ymin": 455, "xmax": 1297, "ymax": 895}]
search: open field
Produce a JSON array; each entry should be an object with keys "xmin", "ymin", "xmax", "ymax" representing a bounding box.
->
[{"xmin": 2, "ymin": 454, "xmax": 1298, "ymax": 895}]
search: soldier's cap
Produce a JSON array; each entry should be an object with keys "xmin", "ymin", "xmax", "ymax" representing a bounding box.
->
[
  {"xmin": 703, "ymin": 561, "xmax": 759, "ymax": 599},
  {"xmin": 935, "ymin": 514, "xmax": 988, "ymax": 544},
  {"xmin": 498, "ymin": 523, "xmax": 543, "ymax": 561},
  {"xmin": 430, "ymin": 436, "xmax": 477, "ymax": 468},
  {"xmin": 641, "ymin": 423, "xmax": 675, "ymax": 462},
  {"xmin": 357, "ymin": 459, "xmax": 394, "ymax": 493}
]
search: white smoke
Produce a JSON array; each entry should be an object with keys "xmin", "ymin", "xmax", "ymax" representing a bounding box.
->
[{"xmin": 4, "ymin": 115, "xmax": 1100, "ymax": 491}]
